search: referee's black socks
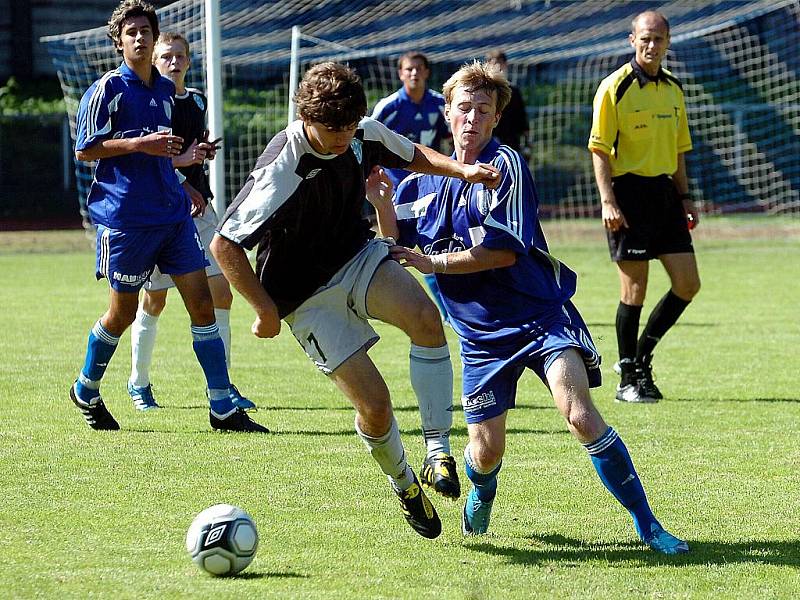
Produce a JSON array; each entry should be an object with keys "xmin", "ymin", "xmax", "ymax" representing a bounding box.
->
[{"xmin": 637, "ymin": 290, "xmax": 691, "ymax": 362}]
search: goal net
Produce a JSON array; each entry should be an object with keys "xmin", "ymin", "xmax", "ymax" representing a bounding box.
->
[{"xmin": 42, "ymin": 0, "xmax": 800, "ymax": 226}]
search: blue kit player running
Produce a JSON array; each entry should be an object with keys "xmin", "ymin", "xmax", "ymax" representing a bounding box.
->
[
  {"xmin": 70, "ymin": 0, "xmax": 266, "ymax": 433},
  {"xmin": 369, "ymin": 61, "xmax": 689, "ymax": 554}
]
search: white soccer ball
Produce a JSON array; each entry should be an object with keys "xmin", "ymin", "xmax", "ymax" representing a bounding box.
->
[{"xmin": 186, "ymin": 504, "xmax": 259, "ymax": 576}]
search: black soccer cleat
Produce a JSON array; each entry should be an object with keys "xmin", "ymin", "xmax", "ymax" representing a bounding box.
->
[
  {"xmin": 210, "ymin": 408, "xmax": 269, "ymax": 433},
  {"xmin": 395, "ymin": 475, "xmax": 442, "ymax": 539},
  {"xmin": 636, "ymin": 360, "xmax": 663, "ymax": 400},
  {"xmin": 615, "ymin": 382, "xmax": 658, "ymax": 403},
  {"xmin": 420, "ymin": 453, "xmax": 461, "ymax": 499},
  {"xmin": 70, "ymin": 383, "xmax": 120, "ymax": 431}
]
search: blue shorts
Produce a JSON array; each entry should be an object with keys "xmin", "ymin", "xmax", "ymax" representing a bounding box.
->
[
  {"xmin": 460, "ymin": 301, "xmax": 602, "ymax": 424},
  {"xmin": 95, "ymin": 215, "xmax": 208, "ymax": 292}
]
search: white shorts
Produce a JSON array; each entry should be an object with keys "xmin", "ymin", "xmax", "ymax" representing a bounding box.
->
[
  {"xmin": 285, "ymin": 238, "xmax": 391, "ymax": 375},
  {"xmin": 145, "ymin": 205, "xmax": 223, "ymax": 291}
]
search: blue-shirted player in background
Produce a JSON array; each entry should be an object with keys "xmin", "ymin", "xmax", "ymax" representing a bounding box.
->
[
  {"xmin": 368, "ymin": 60, "xmax": 689, "ymax": 554},
  {"xmin": 371, "ymin": 51, "xmax": 451, "ymax": 189},
  {"xmin": 372, "ymin": 51, "xmax": 453, "ymax": 326},
  {"xmin": 70, "ymin": 0, "xmax": 267, "ymax": 433}
]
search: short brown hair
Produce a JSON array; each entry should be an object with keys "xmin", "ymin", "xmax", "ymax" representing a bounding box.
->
[
  {"xmin": 397, "ymin": 51, "xmax": 430, "ymax": 70},
  {"xmin": 442, "ymin": 60, "xmax": 512, "ymax": 114},
  {"xmin": 294, "ymin": 62, "xmax": 367, "ymax": 129},
  {"xmin": 108, "ymin": 0, "xmax": 159, "ymax": 53},
  {"xmin": 155, "ymin": 31, "xmax": 190, "ymax": 56}
]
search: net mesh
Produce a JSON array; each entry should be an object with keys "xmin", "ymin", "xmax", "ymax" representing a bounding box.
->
[{"xmin": 42, "ymin": 0, "xmax": 800, "ymax": 226}]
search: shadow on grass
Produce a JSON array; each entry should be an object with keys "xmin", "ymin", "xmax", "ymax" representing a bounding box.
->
[
  {"xmin": 234, "ymin": 571, "xmax": 307, "ymax": 580},
  {"xmin": 467, "ymin": 532, "xmax": 800, "ymax": 567},
  {"xmin": 267, "ymin": 426, "xmax": 569, "ymax": 438},
  {"xmin": 251, "ymin": 404, "xmax": 552, "ymax": 413},
  {"xmin": 670, "ymin": 397, "xmax": 800, "ymax": 403}
]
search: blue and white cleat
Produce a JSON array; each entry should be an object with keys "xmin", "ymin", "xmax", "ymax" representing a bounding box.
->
[
  {"xmin": 641, "ymin": 522, "xmax": 690, "ymax": 555},
  {"xmin": 229, "ymin": 385, "xmax": 256, "ymax": 411},
  {"xmin": 462, "ymin": 487, "xmax": 493, "ymax": 535},
  {"xmin": 127, "ymin": 382, "xmax": 161, "ymax": 411}
]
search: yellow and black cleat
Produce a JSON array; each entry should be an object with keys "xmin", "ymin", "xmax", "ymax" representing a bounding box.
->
[
  {"xmin": 396, "ymin": 475, "xmax": 441, "ymax": 539},
  {"xmin": 420, "ymin": 453, "xmax": 461, "ymax": 500}
]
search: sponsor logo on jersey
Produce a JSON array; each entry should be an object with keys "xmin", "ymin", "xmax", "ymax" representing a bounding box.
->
[
  {"xmin": 149, "ymin": 98, "xmax": 157, "ymax": 107},
  {"xmin": 305, "ymin": 168, "xmax": 322, "ymax": 180},
  {"xmin": 350, "ymin": 138, "xmax": 363, "ymax": 164},
  {"xmin": 415, "ymin": 112, "xmax": 423, "ymax": 121},
  {"xmin": 424, "ymin": 237, "xmax": 466, "ymax": 256},
  {"xmin": 193, "ymin": 94, "xmax": 205, "ymax": 111},
  {"xmin": 627, "ymin": 248, "xmax": 647, "ymax": 255},
  {"xmin": 112, "ymin": 270, "xmax": 151, "ymax": 285},
  {"xmin": 462, "ymin": 390, "xmax": 497, "ymax": 412}
]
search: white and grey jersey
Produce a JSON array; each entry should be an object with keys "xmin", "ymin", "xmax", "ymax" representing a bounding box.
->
[{"xmin": 218, "ymin": 117, "xmax": 414, "ymax": 317}]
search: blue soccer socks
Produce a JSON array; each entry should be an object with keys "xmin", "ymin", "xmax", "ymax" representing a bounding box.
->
[
  {"xmin": 584, "ymin": 427, "xmax": 658, "ymax": 539},
  {"xmin": 464, "ymin": 444, "xmax": 502, "ymax": 503},
  {"xmin": 75, "ymin": 321, "xmax": 120, "ymax": 402},
  {"xmin": 191, "ymin": 323, "xmax": 235, "ymax": 415},
  {"xmin": 463, "ymin": 444, "xmax": 501, "ymax": 534}
]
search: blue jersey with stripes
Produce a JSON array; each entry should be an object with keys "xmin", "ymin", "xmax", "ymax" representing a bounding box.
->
[
  {"xmin": 394, "ymin": 139, "xmax": 579, "ymax": 346},
  {"xmin": 371, "ymin": 87, "xmax": 449, "ymax": 187},
  {"xmin": 76, "ymin": 62, "xmax": 190, "ymax": 229}
]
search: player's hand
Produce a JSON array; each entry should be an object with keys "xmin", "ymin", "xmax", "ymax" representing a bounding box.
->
[
  {"xmin": 173, "ymin": 139, "xmax": 207, "ymax": 167},
  {"xmin": 365, "ymin": 167, "xmax": 394, "ymax": 209},
  {"xmin": 462, "ymin": 163, "xmax": 501, "ymax": 189},
  {"xmin": 252, "ymin": 311, "xmax": 281, "ymax": 338},
  {"xmin": 182, "ymin": 181, "xmax": 206, "ymax": 217},
  {"xmin": 198, "ymin": 137, "xmax": 222, "ymax": 161},
  {"xmin": 601, "ymin": 196, "xmax": 628, "ymax": 232},
  {"xmin": 140, "ymin": 130, "xmax": 184, "ymax": 157},
  {"xmin": 683, "ymin": 197, "xmax": 700, "ymax": 230},
  {"xmin": 389, "ymin": 245, "xmax": 434, "ymax": 274}
]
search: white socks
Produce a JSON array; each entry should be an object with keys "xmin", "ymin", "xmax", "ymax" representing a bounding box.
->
[{"xmin": 409, "ymin": 343, "xmax": 453, "ymax": 458}]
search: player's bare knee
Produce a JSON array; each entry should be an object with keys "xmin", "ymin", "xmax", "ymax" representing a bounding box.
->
[
  {"xmin": 357, "ymin": 400, "xmax": 393, "ymax": 433},
  {"xmin": 142, "ymin": 293, "xmax": 166, "ymax": 316},
  {"xmin": 407, "ymin": 299, "xmax": 446, "ymax": 346},
  {"xmin": 471, "ymin": 440, "xmax": 504, "ymax": 471}
]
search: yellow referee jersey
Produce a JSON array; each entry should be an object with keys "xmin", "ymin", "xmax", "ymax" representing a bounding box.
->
[{"xmin": 588, "ymin": 59, "xmax": 692, "ymax": 178}]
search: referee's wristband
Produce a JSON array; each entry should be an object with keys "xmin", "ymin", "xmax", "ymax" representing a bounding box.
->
[{"xmin": 677, "ymin": 192, "xmax": 692, "ymax": 201}]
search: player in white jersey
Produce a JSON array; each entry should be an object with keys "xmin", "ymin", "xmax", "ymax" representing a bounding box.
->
[
  {"xmin": 211, "ymin": 62, "xmax": 501, "ymax": 539},
  {"xmin": 126, "ymin": 31, "xmax": 254, "ymax": 412},
  {"xmin": 369, "ymin": 61, "xmax": 689, "ymax": 554}
]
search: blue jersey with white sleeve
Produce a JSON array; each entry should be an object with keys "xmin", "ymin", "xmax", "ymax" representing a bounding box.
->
[
  {"xmin": 394, "ymin": 139, "xmax": 579, "ymax": 346},
  {"xmin": 371, "ymin": 87, "xmax": 449, "ymax": 187},
  {"xmin": 76, "ymin": 62, "xmax": 189, "ymax": 229}
]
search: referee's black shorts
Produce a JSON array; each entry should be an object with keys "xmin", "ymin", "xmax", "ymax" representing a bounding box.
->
[{"xmin": 607, "ymin": 174, "xmax": 694, "ymax": 262}]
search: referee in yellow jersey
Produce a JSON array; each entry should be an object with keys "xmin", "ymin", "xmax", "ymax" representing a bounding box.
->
[{"xmin": 589, "ymin": 10, "xmax": 701, "ymax": 404}]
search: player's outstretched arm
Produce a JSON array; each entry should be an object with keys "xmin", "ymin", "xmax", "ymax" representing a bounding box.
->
[
  {"xmin": 365, "ymin": 167, "xmax": 399, "ymax": 240},
  {"xmin": 390, "ymin": 244, "xmax": 515, "ymax": 275},
  {"xmin": 408, "ymin": 144, "xmax": 501, "ymax": 189},
  {"xmin": 210, "ymin": 234, "xmax": 281, "ymax": 338}
]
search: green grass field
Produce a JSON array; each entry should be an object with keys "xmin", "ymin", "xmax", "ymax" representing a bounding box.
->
[{"xmin": 1, "ymin": 218, "xmax": 798, "ymax": 599}]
